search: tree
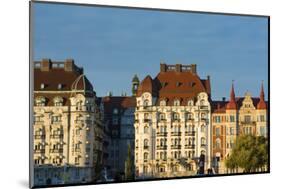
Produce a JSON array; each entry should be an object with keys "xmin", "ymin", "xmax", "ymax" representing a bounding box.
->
[
  {"xmin": 124, "ymin": 144, "xmax": 134, "ymax": 181},
  {"xmin": 225, "ymin": 135, "xmax": 268, "ymax": 173}
]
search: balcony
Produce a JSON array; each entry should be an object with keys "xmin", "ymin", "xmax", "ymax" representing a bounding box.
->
[
  {"xmin": 185, "ymin": 131, "xmax": 195, "ymax": 136},
  {"xmin": 34, "ymin": 135, "xmax": 45, "ymax": 139},
  {"xmin": 156, "ymin": 145, "xmax": 167, "ymax": 150},
  {"xmin": 240, "ymin": 121, "xmax": 256, "ymax": 125},
  {"xmin": 171, "ymin": 132, "xmax": 181, "ymax": 136},
  {"xmin": 159, "ymin": 119, "xmax": 167, "ymax": 122},
  {"xmin": 50, "ymin": 134, "xmax": 64, "ymax": 139},
  {"xmin": 201, "ymin": 144, "xmax": 206, "ymax": 147},
  {"xmin": 156, "ymin": 132, "xmax": 168, "ymax": 137},
  {"xmin": 143, "ymin": 119, "xmax": 151, "ymax": 123},
  {"xmin": 171, "ymin": 145, "xmax": 181, "ymax": 149},
  {"xmin": 50, "ymin": 149, "xmax": 63, "ymax": 153},
  {"xmin": 34, "ymin": 149, "xmax": 45, "ymax": 154},
  {"xmin": 172, "ymin": 119, "xmax": 181, "ymax": 122},
  {"xmin": 143, "ymin": 146, "xmax": 149, "ymax": 150},
  {"xmin": 199, "ymin": 105, "xmax": 209, "ymax": 110},
  {"xmin": 51, "ymin": 120, "xmax": 62, "ymax": 125},
  {"xmin": 185, "ymin": 144, "xmax": 195, "ymax": 149}
]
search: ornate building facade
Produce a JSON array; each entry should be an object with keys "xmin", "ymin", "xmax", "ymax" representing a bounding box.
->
[
  {"xmin": 134, "ymin": 63, "xmax": 212, "ymax": 179},
  {"xmin": 33, "ymin": 59, "xmax": 103, "ymax": 186},
  {"xmin": 211, "ymin": 83, "xmax": 268, "ymax": 173}
]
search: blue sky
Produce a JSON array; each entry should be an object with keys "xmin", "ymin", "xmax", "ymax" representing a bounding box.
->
[{"xmin": 33, "ymin": 2, "xmax": 268, "ymax": 100}]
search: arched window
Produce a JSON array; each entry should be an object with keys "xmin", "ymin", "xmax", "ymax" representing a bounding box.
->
[
  {"xmin": 159, "ymin": 113, "xmax": 165, "ymax": 120},
  {"xmin": 186, "ymin": 112, "xmax": 193, "ymax": 120},
  {"xmin": 174, "ymin": 99, "xmax": 180, "ymax": 106},
  {"xmin": 188, "ymin": 100, "xmax": 193, "ymax": 106},
  {"xmin": 76, "ymin": 101, "xmax": 83, "ymax": 111},
  {"xmin": 160, "ymin": 139, "xmax": 164, "ymax": 146},
  {"xmin": 144, "ymin": 126, "xmax": 149, "ymax": 134},
  {"xmin": 215, "ymin": 138, "xmax": 221, "ymax": 149},
  {"xmin": 173, "ymin": 112, "xmax": 180, "ymax": 120},
  {"xmin": 201, "ymin": 150, "xmax": 206, "ymax": 155},
  {"xmin": 160, "ymin": 100, "xmax": 166, "ymax": 106},
  {"xmin": 144, "ymin": 153, "xmax": 149, "ymax": 161},
  {"xmin": 201, "ymin": 125, "xmax": 206, "ymax": 132},
  {"xmin": 144, "ymin": 139, "xmax": 149, "ymax": 148},
  {"xmin": 200, "ymin": 99, "xmax": 205, "ymax": 106},
  {"xmin": 144, "ymin": 100, "xmax": 149, "ymax": 107},
  {"xmin": 201, "ymin": 137, "xmax": 206, "ymax": 146}
]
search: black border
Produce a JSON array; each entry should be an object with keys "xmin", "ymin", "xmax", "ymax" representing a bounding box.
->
[{"xmin": 29, "ymin": 1, "xmax": 270, "ymax": 188}]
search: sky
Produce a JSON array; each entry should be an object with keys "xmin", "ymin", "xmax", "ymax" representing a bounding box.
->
[{"xmin": 32, "ymin": 2, "xmax": 268, "ymax": 100}]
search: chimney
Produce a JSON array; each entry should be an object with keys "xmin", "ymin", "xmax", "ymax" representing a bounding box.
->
[
  {"xmin": 176, "ymin": 64, "xmax": 182, "ymax": 72},
  {"xmin": 64, "ymin": 59, "xmax": 74, "ymax": 72},
  {"xmin": 222, "ymin": 97, "xmax": 226, "ymax": 102},
  {"xmin": 160, "ymin": 63, "xmax": 167, "ymax": 72},
  {"xmin": 207, "ymin": 75, "xmax": 210, "ymax": 81},
  {"xmin": 41, "ymin": 59, "xmax": 51, "ymax": 71},
  {"xmin": 191, "ymin": 64, "xmax": 197, "ymax": 74}
]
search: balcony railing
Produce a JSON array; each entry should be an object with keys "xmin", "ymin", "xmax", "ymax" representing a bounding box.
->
[
  {"xmin": 171, "ymin": 145, "xmax": 181, "ymax": 149},
  {"xmin": 185, "ymin": 131, "xmax": 195, "ymax": 136},
  {"xmin": 34, "ymin": 149, "xmax": 45, "ymax": 153},
  {"xmin": 156, "ymin": 145, "xmax": 167, "ymax": 150},
  {"xmin": 173, "ymin": 119, "xmax": 181, "ymax": 122},
  {"xmin": 156, "ymin": 132, "xmax": 168, "ymax": 137},
  {"xmin": 50, "ymin": 134, "xmax": 64, "ymax": 139},
  {"xmin": 34, "ymin": 135, "xmax": 45, "ymax": 139},
  {"xmin": 200, "ymin": 105, "xmax": 209, "ymax": 110},
  {"xmin": 240, "ymin": 121, "xmax": 256, "ymax": 125},
  {"xmin": 185, "ymin": 144, "xmax": 195, "ymax": 149},
  {"xmin": 171, "ymin": 132, "xmax": 181, "ymax": 136},
  {"xmin": 51, "ymin": 121, "xmax": 62, "ymax": 124},
  {"xmin": 143, "ymin": 119, "xmax": 151, "ymax": 123},
  {"xmin": 143, "ymin": 146, "xmax": 149, "ymax": 150},
  {"xmin": 50, "ymin": 149, "xmax": 63, "ymax": 153},
  {"xmin": 159, "ymin": 119, "xmax": 167, "ymax": 122}
]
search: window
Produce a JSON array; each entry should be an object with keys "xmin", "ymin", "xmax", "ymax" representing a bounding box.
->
[
  {"xmin": 144, "ymin": 100, "xmax": 149, "ymax": 107},
  {"xmin": 215, "ymin": 127, "xmax": 220, "ymax": 136},
  {"xmin": 173, "ymin": 113, "xmax": 179, "ymax": 120},
  {"xmin": 215, "ymin": 138, "xmax": 221, "ymax": 149},
  {"xmin": 260, "ymin": 115, "xmax": 265, "ymax": 122},
  {"xmin": 113, "ymin": 108, "xmax": 118, "ymax": 114},
  {"xmin": 144, "ymin": 126, "xmax": 149, "ymax": 134},
  {"xmin": 200, "ymin": 99, "xmax": 204, "ymax": 106},
  {"xmin": 112, "ymin": 117, "xmax": 118, "ymax": 125},
  {"xmin": 35, "ymin": 96, "xmax": 46, "ymax": 106},
  {"xmin": 244, "ymin": 115, "xmax": 251, "ymax": 123},
  {"xmin": 57, "ymin": 84, "xmax": 63, "ymax": 89},
  {"xmin": 160, "ymin": 139, "xmax": 165, "ymax": 146},
  {"xmin": 230, "ymin": 127, "xmax": 234, "ymax": 135},
  {"xmin": 52, "ymin": 115, "xmax": 61, "ymax": 123},
  {"xmin": 159, "ymin": 113, "xmax": 165, "ymax": 120},
  {"xmin": 40, "ymin": 83, "xmax": 45, "ymax": 89},
  {"xmin": 260, "ymin": 127, "xmax": 266, "ymax": 136},
  {"xmin": 144, "ymin": 153, "xmax": 148, "ymax": 161},
  {"xmin": 201, "ymin": 150, "xmax": 206, "ymax": 155},
  {"xmin": 174, "ymin": 99, "xmax": 180, "ymax": 106},
  {"xmin": 53, "ymin": 96, "xmax": 63, "ymax": 106},
  {"xmin": 75, "ymin": 157, "xmax": 80, "ymax": 165},
  {"xmin": 201, "ymin": 113, "xmax": 206, "ymax": 120},
  {"xmin": 188, "ymin": 100, "xmax": 193, "ymax": 106},
  {"xmin": 230, "ymin": 115, "xmax": 235, "ymax": 122},
  {"xmin": 201, "ymin": 137, "xmax": 206, "ymax": 146},
  {"xmin": 201, "ymin": 125, "xmax": 206, "ymax": 133},
  {"xmin": 143, "ymin": 166, "xmax": 148, "ymax": 173},
  {"xmin": 214, "ymin": 116, "xmax": 221, "ymax": 123},
  {"xmin": 144, "ymin": 139, "xmax": 149, "ymax": 148},
  {"xmin": 160, "ymin": 100, "xmax": 166, "ymax": 106}
]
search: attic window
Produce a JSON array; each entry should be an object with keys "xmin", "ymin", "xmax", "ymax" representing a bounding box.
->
[
  {"xmin": 40, "ymin": 83, "xmax": 45, "ymax": 89},
  {"xmin": 161, "ymin": 82, "xmax": 167, "ymax": 88},
  {"xmin": 58, "ymin": 84, "xmax": 63, "ymax": 89},
  {"xmin": 176, "ymin": 82, "xmax": 181, "ymax": 87}
]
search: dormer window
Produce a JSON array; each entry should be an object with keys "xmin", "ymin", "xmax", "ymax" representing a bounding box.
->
[
  {"xmin": 160, "ymin": 100, "xmax": 166, "ymax": 106},
  {"xmin": 176, "ymin": 82, "xmax": 181, "ymax": 87},
  {"xmin": 35, "ymin": 96, "xmax": 46, "ymax": 106},
  {"xmin": 53, "ymin": 96, "xmax": 64, "ymax": 106},
  {"xmin": 174, "ymin": 99, "xmax": 180, "ymax": 106},
  {"xmin": 40, "ymin": 83, "xmax": 45, "ymax": 89},
  {"xmin": 144, "ymin": 100, "xmax": 149, "ymax": 107},
  {"xmin": 57, "ymin": 84, "xmax": 63, "ymax": 90}
]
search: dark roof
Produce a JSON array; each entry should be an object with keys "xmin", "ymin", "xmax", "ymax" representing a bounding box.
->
[
  {"xmin": 136, "ymin": 64, "xmax": 210, "ymax": 105},
  {"xmin": 102, "ymin": 96, "xmax": 136, "ymax": 114}
]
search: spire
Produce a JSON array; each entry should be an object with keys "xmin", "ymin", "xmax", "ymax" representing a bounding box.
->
[
  {"xmin": 230, "ymin": 80, "xmax": 235, "ymax": 101},
  {"xmin": 226, "ymin": 80, "xmax": 237, "ymax": 110},
  {"xmin": 257, "ymin": 81, "xmax": 266, "ymax": 109}
]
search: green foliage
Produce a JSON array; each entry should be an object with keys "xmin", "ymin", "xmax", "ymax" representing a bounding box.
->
[
  {"xmin": 124, "ymin": 144, "xmax": 134, "ymax": 181},
  {"xmin": 225, "ymin": 135, "xmax": 268, "ymax": 172}
]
